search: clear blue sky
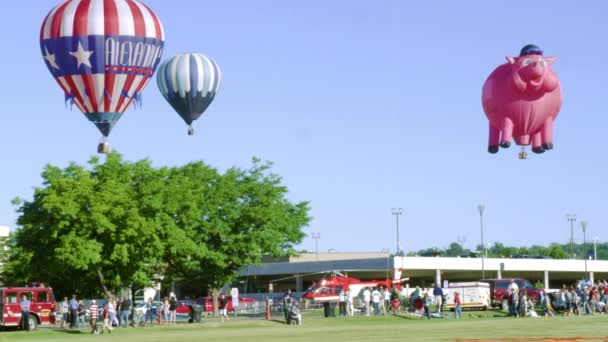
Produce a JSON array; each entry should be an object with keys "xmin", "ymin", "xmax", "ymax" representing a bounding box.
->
[{"xmin": 1, "ymin": 0, "xmax": 606, "ymax": 254}]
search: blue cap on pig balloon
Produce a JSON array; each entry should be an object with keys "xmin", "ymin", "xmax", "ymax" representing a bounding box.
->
[{"xmin": 520, "ymin": 44, "xmax": 543, "ymax": 56}]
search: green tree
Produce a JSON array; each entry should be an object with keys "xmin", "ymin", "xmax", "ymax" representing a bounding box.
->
[
  {"xmin": 2, "ymin": 154, "xmax": 310, "ymax": 304},
  {"xmin": 2, "ymin": 154, "xmax": 168, "ymax": 298},
  {"xmin": 164, "ymin": 159, "xmax": 310, "ymax": 313}
]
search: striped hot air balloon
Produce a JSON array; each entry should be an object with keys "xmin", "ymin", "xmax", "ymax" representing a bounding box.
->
[
  {"xmin": 40, "ymin": 0, "xmax": 165, "ymax": 153},
  {"xmin": 156, "ymin": 53, "xmax": 221, "ymax": 135}
]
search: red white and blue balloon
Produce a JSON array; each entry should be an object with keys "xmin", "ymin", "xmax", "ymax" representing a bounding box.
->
[
  {"xmin": 40, "ymin": 0, "xmax": 164, "ymax": 142},
  {"xmin": 156, "ymin": 53, "xmax": 221, "ymax": 135}
]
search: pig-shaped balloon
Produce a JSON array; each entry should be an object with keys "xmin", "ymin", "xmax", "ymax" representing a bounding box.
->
[{"xmin": 482, "ymin": 45, "xmax": 562, "ymax": 154}]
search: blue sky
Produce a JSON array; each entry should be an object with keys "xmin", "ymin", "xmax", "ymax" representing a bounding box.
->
[{"xmin": 1, "ymin": 0, "xmax": 607, "ymax": 254}]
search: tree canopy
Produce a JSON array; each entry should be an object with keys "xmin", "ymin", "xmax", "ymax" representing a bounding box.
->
[{"xmin": 1, "ymin": 153, "xmax": 310, "ymax": 299}]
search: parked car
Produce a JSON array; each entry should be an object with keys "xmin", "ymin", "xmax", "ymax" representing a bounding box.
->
[{"xmin": 481, "ymin": 278, "xmax": 543, "ymax": 310}]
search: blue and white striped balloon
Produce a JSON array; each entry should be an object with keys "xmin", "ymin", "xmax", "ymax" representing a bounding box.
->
[{"xmin": 156, "ymin": 53, "xmax": 221, "ymax": 135}]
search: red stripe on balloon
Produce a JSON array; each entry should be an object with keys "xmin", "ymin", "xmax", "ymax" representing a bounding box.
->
[
  {"xmin": 73, "ymin": 0, "xmax": 92, "ymax": 36},
  {"xmin": 114, "ymin": 74, "xmax": 136, "ymax": 113},
  {"xmin": 125, "ymin": 0, "xmax": 146, "ymax": 37},
  {"xmin": 50, "ymin": 1, "xmax": 71, "ymax": 39},
  {"xmin": 64, "ymin": 75, "xmax": 91, "ymax": 113},
  {"xmin": 81, "ymin": 73, "xmax": 99, "ymax": 113},
  {"xmin": 139, "ymin": 1, "xmax": 163, "ymax": 40},
  {"xmin": 104, "ymin": 0, "xmax": 119, "ymax": 36},
  {"xmin": 104, "ymin": 73, "xmax": 116, "ymax": 112}
]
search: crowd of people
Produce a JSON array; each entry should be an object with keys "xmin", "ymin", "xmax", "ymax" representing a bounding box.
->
[
  {"xmin": 54, "ymin": 293, "xmax": 179, "ymax": 334},
  {"xmin": 537, "ymin": 279, "xmax": 608, "ymax": 317}
]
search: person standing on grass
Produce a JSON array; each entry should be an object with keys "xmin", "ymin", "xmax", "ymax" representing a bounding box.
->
[
  {"xmin": 362, "ymin": 287, "xmax": 371, "ymax": 316},
  {"xmin": 169, "ymin": 293, "xmax": 177, "ymax": 324},
  {"xmin": 144, "ymin": 298, "xmax": 155, "ymax": 327},
  {"xmin": 282, "ymin": 290, "xmax": 294, "ymax": 322},
  {"xmin": 371, "ymin": 287, "xmax": 382, "ymax": 315},
  {"xmin": 338, "ymin": 289, "xmax": 346, "ymax": 316},
  {"xmin": 453, "ymin": 291, "xmax": 462, "ymax": 319},
  {"xmin": 508, "ymin": 288, "xmax": 518, "ymax": 318},
  {"xmin": 422, "ymin": 293, "xmax": 432, "ymax": 319},
  {"xmin": 77, "ymin": 300, "xmax": 86, "ymax": 328},
  {"xmin": 101, "ymin": 303, "xmax": 113, "ymax": 334},
  {"xmin": 69, "ymin": 295, "xmax": 79, "ymax": 329},
  {"xmin": 59, "ymin": 297, "xmax": 68, "ymax": 328},
  {"xmin": 108, "ymin": 297, "xmax": 117, "ymax": 327},
  {"xmin": 119, "ymin": 297, "xmax": 131, "ymax": 328},
  {"xmin": 345, "ymin": 289, "xmax": 354, "ymax": 316},
  {"xmin": 382, "ymin": 287, "xmax": 390, "ymax": 315},
  {"xmin": 219, "ymin": 294, "xmax": 230, "ymax": 322},
  {"xmin": 163, "ymin": 296, "xmax": 170, "ymax": 324},
  {"xmin": 19, "ymin": 294, "xmax": 31, "ymax": 331},
  {"xmin": 433, "ymin": 284, "xmax": 443, "ymax": 313},
  {"xmin": 89, "ymin": 300, "xmax": 99, "ymax": 335}
]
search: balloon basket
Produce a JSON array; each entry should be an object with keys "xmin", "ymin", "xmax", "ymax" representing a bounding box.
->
[
  {"xmin": 187, "ymin": 126, "xmax": 195, "ymax": 136},
  {"xmin": 518, "ymin": 148, "xmax": 527, "ymax": 160},
  {"xmin": 98, "ymin": 142, "xmax": 111, "ymax": 154}
]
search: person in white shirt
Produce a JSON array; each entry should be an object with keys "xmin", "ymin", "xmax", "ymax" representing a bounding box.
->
[
  {"xmin": 345, "ymin": 289, "xmax": 354, "ymax": 316},
  {"xmin": 362, "ymin": 287, "xmax": 371, "ymax": 316},
  {"xmin": 338, "ymin": 289, "xmax": 346, "ymax": 316},
  {"xmin": 382, "ymin": 287, "xmax": 390, "ymax": 315},
  {"xmin": 507, "ymin": 279, "xmax": 519, "ymax": 294},
  {"xmin": 371, "ymin": 288, "xmax": 382, "ymax": 315}
]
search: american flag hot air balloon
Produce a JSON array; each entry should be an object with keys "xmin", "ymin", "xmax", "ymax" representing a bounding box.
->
[{"xmin": 40, "ymin": 0, "xmax": 165, "ymax": 153}]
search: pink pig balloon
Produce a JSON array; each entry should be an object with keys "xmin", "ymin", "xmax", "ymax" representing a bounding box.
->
[{"xmin": 482, "ymin": 45, "xmax": 562, "ymax": 155}]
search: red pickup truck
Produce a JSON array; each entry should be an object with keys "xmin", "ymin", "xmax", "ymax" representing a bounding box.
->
[{"xmin": 482, "ymin": 278, "xmax": 543, "ymax": 310}]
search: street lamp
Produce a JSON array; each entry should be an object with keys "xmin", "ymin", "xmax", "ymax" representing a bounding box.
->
[
  {"xmin": 391, "ymin": 208, "xmax": 403, "ymax": 255},
  {"xmin": 478, "ymin": 204, "xmax": 485, "ymax": 279},
  {"xmin": 594, "ymin": 237, "xmax": 599, "ymax": 260},
  {"xmin": 566, "ymin": 214, "xmax": 577, "ymax": 259},
  {"xmin": 581, "ymin": 221, "xmax": 588, "ymax": 280},
  {"xmin": 311, "ymin": 232, "xmax": 320, "ymax": 261}
]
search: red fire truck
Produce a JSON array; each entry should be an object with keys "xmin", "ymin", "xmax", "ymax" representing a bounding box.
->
[{"xmin": 0, "ymin": 283, "xmax": 56, "ymax": 330}]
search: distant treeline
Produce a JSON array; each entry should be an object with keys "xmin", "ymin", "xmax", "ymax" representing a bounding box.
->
[{"xmin": 407, "ymin": 241, "xmax": 607, "ymax": 260}]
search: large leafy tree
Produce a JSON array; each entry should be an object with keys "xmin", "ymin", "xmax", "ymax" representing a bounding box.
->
[
  {"xmin": 164, "ymin": 159, "xmax": 310, "ymax": 312},
  {"xmin": 2, "ymin": 154, "xmax": 310, "ymax": 301},
  {"xmin": 2, "ymin": 154, "xmax": 168, "ymax": 297}
]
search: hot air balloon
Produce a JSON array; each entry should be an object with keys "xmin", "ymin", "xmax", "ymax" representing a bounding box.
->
[
  {"xmin": 156, "ymin": 53, "xmax": 221, "ymax": 135},
  {"xmin": 40, "ymin": 0, "xmax": 165, "ymax": 153},
  {"xmin": 482, "ymin": 44, "xmax": 562, "ymax": 159}
]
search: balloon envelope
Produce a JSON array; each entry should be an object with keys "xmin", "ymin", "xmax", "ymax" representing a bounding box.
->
[
  {"xmin": 481, "ymin": 46, "xmax": 562, "ymax": 155},
  {"xmin": 40, "ymin": 0, "xmax": 165, "ymax": 137},
  {"xmin": 156, "ymin": 53, "xmax": 221, "ymax": 132}
]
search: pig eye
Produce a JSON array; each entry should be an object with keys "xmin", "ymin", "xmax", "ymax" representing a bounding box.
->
[{"xmin": 523, "ymin": 59, "xmax": 533, "ymax": 66}]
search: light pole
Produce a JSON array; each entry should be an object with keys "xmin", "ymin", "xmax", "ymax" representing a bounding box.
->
[
  {"xmin": 566, "ymin": 214, "xmax": 577, "ymax": 259},
  {"xmin": 478, "ymin": 204, "xmax": 485, "ymax": 279},
  {"xmin": 391, "ymin": 208, "xmax": 403, "ymax": 255},
  {"xmin": 581, "ymin": 221, "xmax": 588, "ymax": 280},
  {"xmin": 594, "ymin": 237, "xmax": 599, "ymax": 260},
  {"xmin": 311, "ymin": 232, "xmax": 320, "ymax": 261}
]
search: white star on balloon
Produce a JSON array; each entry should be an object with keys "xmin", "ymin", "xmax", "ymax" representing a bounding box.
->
[
  {"xmin": 69, "ymin": 42, "xmax": 94, "ymax": 69},
  {"xmin": 43, "ymin": 46, "xmax": 60, "ymax": 70}
]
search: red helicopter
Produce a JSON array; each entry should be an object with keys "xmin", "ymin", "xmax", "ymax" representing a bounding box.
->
[{"xmin": 301, "ymin": 270, "xmax": 408, "ymax": 302}]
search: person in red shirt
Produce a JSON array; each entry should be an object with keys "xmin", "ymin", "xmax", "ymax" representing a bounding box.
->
[
  {"xmin": 102, "ymin": 303, "xmax": 113, "ymax": 334},
  {"xmin": 453, "ymin": 291, "xmax": 462, "ymax": 319},
  {"xmin": 89, "ymin": 300, "xmax": 99, "ymax": 335}
]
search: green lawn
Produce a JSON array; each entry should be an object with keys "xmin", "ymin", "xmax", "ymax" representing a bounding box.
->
[{"xmin": 1, "ymin": 313, "xmax": 607, "ymax": 342}]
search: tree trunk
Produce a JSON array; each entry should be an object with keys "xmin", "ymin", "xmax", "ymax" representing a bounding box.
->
[
  {"xmin": 211, "ymin": 288, "xmax": 220, "ymax": 316},
  {"xmin": 96, "ymin": 268, "xmax": 114, "ymax": 298}
]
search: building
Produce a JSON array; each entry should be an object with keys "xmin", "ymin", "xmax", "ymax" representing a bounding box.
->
[{"xmin": 240, "ymin": 252, "xmax": 608, "ymax": 293}]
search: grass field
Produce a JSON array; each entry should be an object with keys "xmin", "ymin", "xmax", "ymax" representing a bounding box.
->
[{"xmin": 1, "ymin": 313, "xmax": 607, "ymax": 342}]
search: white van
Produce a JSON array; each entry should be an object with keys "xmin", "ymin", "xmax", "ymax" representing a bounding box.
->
[{"xmin": 444, "ymin": 281, "xmax": 490, "ymax": 311}]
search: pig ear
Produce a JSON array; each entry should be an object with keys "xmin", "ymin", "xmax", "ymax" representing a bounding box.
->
[
  {"xmin": 544, "ymin": 56, "xmax": 557, "ymax": 65},
  {"xmin": 506, "ymin": 56, "xmax": 517, "ymax": 64}
]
